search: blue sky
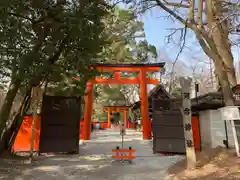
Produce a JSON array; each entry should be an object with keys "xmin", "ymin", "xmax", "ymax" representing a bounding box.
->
[
  {"xmin": 140, "ymin": 10, "xmax": 171, "ymax": 49},
  {"xmin": 117, "ymin": 2, "xmax": 240, "ymax": 84},
  {"xmin": 128, "ymin": 6, "xmax": 239, "ymax": 90},
  {"xmin": 138, "ymin": 8, "xmax": 206, "ymax": 67},
  {"xmin": 141, "ymin": 11, "xmax": 178, "ymax": 49},
  {"xmin": 136, "ymin": 7, "xmax": 239, "ymax": 66},
  {"xmin": 115, "ymin": 2, "xmax": 239, "ymax": 93},
  {"xmin": 117, "ymin": 3, "xmax": 199, "ymax": 64}
]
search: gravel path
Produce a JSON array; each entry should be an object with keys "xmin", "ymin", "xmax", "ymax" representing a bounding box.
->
[{"xmin": 0, "ymin": 129, "xmax": 183, "ymax": 180}]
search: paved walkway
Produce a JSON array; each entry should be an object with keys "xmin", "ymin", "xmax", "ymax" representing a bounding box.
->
[{"xmin": 0, "ymin": 129, "xmax": 183, "ymax": 180}]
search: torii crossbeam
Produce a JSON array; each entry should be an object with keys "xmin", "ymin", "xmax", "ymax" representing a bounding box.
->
[
  {"xmin": 73, "ymin": 63, "xmax": 165, "ymax": 140},
  {"xmin": 104, "ymin": 105, "xmax": 132, "ymax": 128}
]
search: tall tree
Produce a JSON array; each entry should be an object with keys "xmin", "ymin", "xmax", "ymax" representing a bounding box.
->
[
  {"xmin": 124, "ymin": 0, "xmax": 239, "ymax": 105},
  {"xmin": 0, "ymin": 0, "xmax": 108, "ymax": 150},
  {"xmin": 93, "ymin": 8, "xmax": 158, "ymax": 121}
]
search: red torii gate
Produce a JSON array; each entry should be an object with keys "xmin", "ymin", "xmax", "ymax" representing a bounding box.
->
[
  {"xmin": 74, "ymin": 63, "xmax": 165, "ymax": 140},
  {"xmin": 104, "ymin": 105, "xmax": 132, "ymax": 128}
]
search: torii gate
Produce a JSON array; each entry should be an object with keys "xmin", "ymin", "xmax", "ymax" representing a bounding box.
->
[
  {"xmin": 104, "ymin": 105, "xmax": 132, "ymax": 128},
  {"xmin": 74, "ymin": 63, "xmax": 165, "ymax": 140}
]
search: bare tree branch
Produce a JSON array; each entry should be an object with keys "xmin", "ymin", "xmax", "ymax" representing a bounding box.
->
[
  {"xmin": 155, "ymin": 0, "xmax": 188, "ymax": 25},
  {"xmin": 197, "ymin": 0, "xmax": 203, "ymax": 28},
  {"xmin": 162, "ymin": 0, "xmax": 190, "ymax": 8},
  {"xmin": 188, "ymin": 0, "xmax": 195, "ymax": 21},
  {"xmin": 168, "ymin": 23, "xmax": 188, "ymax": 93}
]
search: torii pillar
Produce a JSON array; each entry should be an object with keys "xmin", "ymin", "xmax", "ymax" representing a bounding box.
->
[
  {"xmin": 107, "ymin": 111, "xmax": 111, "ymax": 128},
  {"xmin": 104, "ymin": 106, "xmax": 132, "ymax": 129},
  {"xmin": 123, "ymin": 111, "xmax": 128, "ymax": 128},
  {"xmin": 139, "ymin": 70, "xmax": 151, "ymax": 140},
  {"xmin": 83, "ymin": 82, "xmax": 93, "ymax": 140},
  {"xmin": 75, "ymin": 63, "xmax": 165, "ymax": 141}
]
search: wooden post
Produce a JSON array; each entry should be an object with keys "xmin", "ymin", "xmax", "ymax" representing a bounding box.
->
[
  {"xmin": 120, "ymin": 122, "xmax": 126, "ymax": 148},
  {"xmin": 114, "ymin": 71, "xmax": 121, "ymax": 80},
  {"xmin": 29, "ymin": 86, "xmax": 41, "ymax": 162},
  {"xmin": 139, "ymin": 70, "xmax": 151, "ymax": 140},
  {"xmin": 179, "ymin": 76, "xmax": 197, "ymax": 169},
  {"xmin": 123, "ymin": 111, "xmax": 128, "ymax": 128},
  {"xmin": 107, "ymin": 111, "xmax": 111, "ymax": 128}
]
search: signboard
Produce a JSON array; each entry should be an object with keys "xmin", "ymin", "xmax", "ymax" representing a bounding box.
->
[
  {"xmin": 179, "ymin": 76, "xmax": 197, "ymax": 169},
  {"xmin": 219, "ymin": 106, "xmax": 240, "ymax": 121}
]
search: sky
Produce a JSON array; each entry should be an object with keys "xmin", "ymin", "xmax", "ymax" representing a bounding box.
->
[
  {"xmin": 139, "ymin": 7, "xmax": 203, "ymax": 88},
  {"xmin": 140, "ymin": 9, "xmax": 180, "ymax": 57},
  {"xmin": 132, "ymin": 6, "xmax": 240, "ymax": 68},
  {"xmin": 118, "ymin": 4, "xmax": 240, "ymax": 91},
  {"xmin": 117, "ymin": 3, "xmax": 197, "ymax": 69},
  {"xmin": 117, "ymin": 3, "xmax": 211, "ymax": 72},
  {"xmin": 140, "ymin": 10, "xmax": 172, "ymax": 49}
]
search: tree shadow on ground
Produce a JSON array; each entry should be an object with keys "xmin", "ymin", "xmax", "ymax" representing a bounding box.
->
[
  {"xmin": 0, "ymin": 129, "xmax": 183, "ymax": 180},
  {"xmin": 0, "ymin": 152, "xmax": 114, "ymax": 180},
  {"xmin": 0, "ymin": 139, "xmax": 179, "ymax": 180},
  {"xmin": 1, "ymin": 147, "xmax": 140, "ymax": 180}
]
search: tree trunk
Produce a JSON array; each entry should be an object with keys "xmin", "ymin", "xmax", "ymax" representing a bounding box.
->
[
  {"xmin": 0, "ymin": 79, "xmax": 21, "ymax": 152},
  {"xmin": 196, "ymin": 32, "xmax": 236, "ymax": 100},
  {"xmin": 207, "ymin": 0, "xmax": 237, "ymax": 87},
  {"xmin": 6, "ymin": 89, "xmax": 32, "ymax": 151},
  {"xmin": 214, "ymin": 59, "xmax": 235, "ymax": 106},
  {"xmin": 211, "ymin": 28, "xmax": 236, "ymax": 87},
  {"xmin": 214, "ymin": 69, "xmax": 221, "ymax": 90},
  {"xmin": 196, "ymin": 35, "xmax": 235, "ymax": 105}
]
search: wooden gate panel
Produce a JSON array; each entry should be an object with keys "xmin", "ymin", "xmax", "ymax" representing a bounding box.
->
[
  {"xmin": 154, "ymin": 139, "xmax": 186, "ymax": 153},
  {"xmin": 40, "ymin": 126, "xmax": 79, "ymax": 138},
  {"xmin": 152, "ymin": 98, "xmax": 185, "ymax": 153},
  {"xmin": 153, "ymin": 126, "xmax": 184, "ymax": 138},
  {"xmin": 39, "ymin": 95, "xmax": 81, "ymax": 153},
  {"xmin": 152, "ymin": 112, "xmax": 183, "ymax": 126},
  {"xmin": 39, "ymin": 139, "xmax": 79, "ymax": 153},
  {"xmin": 152, "ymin": 99, "xmax": 181, "ymax": 111}
]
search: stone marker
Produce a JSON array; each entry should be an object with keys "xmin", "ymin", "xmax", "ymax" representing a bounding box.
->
[{"xmin": 179, "ymin": 76, "xmax": 197, "ymax": 169}]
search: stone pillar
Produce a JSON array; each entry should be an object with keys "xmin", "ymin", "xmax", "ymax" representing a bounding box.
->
[{"xmin": 179, "ymin": 76, "xmax": 197, "ymax": 169}]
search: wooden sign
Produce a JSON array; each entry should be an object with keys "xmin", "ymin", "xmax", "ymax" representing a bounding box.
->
[
  {"xmin": 179, "ymin": 76, "xmax": 196, "ymax": 169},
  {"xmin": 112, "ymin": 148, "xmax": 136, "ymax": 163}
]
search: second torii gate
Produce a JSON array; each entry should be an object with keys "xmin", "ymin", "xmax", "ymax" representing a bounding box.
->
[
  {"xmin": 104, "ymin": 105, "xmax": 132, "ymax": 128},
  {"xmin": 74, "ymin": 63, "xmax": 165, "ymax": 140}
]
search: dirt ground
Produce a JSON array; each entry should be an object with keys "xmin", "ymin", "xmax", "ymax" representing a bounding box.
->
[
  {"xmin": 167, "ymin": 147, "xmax": 240, "ymax": 180},
  {"xmin": 0, "ymin": 129, "xmax": 183, "ymax": 180}
]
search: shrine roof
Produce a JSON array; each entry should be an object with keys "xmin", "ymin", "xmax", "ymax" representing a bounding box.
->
[
  {"xmin": 104, "ymin": 105, "xmax": 132, "ymax": 109},
  {"xmin": 94, "ymin": 62, "xmax": 165, "ymax": 68},
  {"xmin": 148, "ymin": 84, "xmax": 171, "ymax": 99},
  {"xmin": 131, "ymin": 84, "xmax": 170, "ymax": 109}
]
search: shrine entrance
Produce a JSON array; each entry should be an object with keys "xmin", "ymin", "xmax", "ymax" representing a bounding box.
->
[
  {"xmin": 104, "ymin": 105, "xmax": 132, "ymax": 128},
  {"xmin": 74, "ymin": 63, "xmax": 165, "ymax": 141}
]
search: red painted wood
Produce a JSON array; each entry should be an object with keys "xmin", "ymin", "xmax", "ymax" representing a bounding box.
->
[{"xmin": 192, "ymin": 116, "xmax": 201, "ymax": 151}]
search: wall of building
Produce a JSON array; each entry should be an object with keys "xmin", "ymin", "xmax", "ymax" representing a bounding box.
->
[
  {"xmin": 210, "ymin": 110, "xmax": 235, "ymax": 148},
  {"xmin": 199, "ymin": 110, "xmax": 212, "ymax": 148},
  {"xmin": 199, "ymin": 109, "xmax": 235, "ymax": 149},
  {"xmin": 224, "ymin": 121, "xmax": 235, "ymax": 147}
]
